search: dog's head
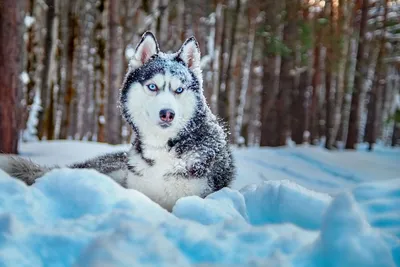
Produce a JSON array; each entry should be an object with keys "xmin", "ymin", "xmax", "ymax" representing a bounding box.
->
[{"xmin": 120, "ymin": 32, "xmax": 205, "ymax": 146}]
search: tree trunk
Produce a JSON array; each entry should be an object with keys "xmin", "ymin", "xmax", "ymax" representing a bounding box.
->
[
  {"xmin": 106, "ymin": 0, "xmax": 122, "ymax": 144},
  {"xmin": 96, "ymin": 0, "xmax": 106, "ymax": 142},
  {"xmin": 290, "ymin": 3, "xmax": 306, "ymax": 145},
  {"xmin": 246, "ymin": 60, "xmax": 263, "ymax": 146},
  {"xmin": 216, "ymin": 4, "xmax": 227, "ymax": 119},
  {"xmin": 277, "ymin": 59, "xmax": 292, "ymax": 146},
  {"xmin": 324, "ymin": 0, "xmax": 337, "ymax": 150},
  {"xmin": 260, "ymin": 51, "xmax": 283, "ymax": 146},
  {"xmin": 293, "ymin": 6, "xmax": 313, "ymax": 145},
  {"xmin": 37, "ymin": 0, "xmax": 56, "ymax": 140},
  {"xmin": 366, "ymin": 0, "xmax": 388, "ymax": 151},
  {"xmin": 336, "ymin": 36, "xmax": 357, "ymax": 146},
  {"xmin": 23, "ymin": 0, "xmax": 37, "ymax": 134},
  {"xmin": 176, "ymin": 0, "xmax": 185, "ymax": 45},
  {"xmin": 259, "ymin": 0, "xmax": 286, "ymax": 147},
  {"xmin": 331, "ymin": 0, "xmax": 352, "ymax": 144},
  {"xmin": 235, "ymin": 5, "xmax": 257, "ymax": 143},
  {"xmin": 158, "ymin": 0, "xmax": 169, "ymax": 46},
  {"xmin": 310, "ymin": 48, "xmax": 321, "ymax": 143},
  {"xmin": 210, "ymin": 2, "xmax": 223, "ymax": 114},
  {"xmin": 310, "ymin": 13, "xmax": 323, "ymax": 144},
  {"xmin": 292, "ymin": 69, "xmax": 308, "ymax": 144},
  {"xmin": 218, "ymin": 0, "xmax": 241, "ymax": 132},
  {"xmin": 278, "ymin": 0, "xmax": 297, "ymax": 146},
  {"xmin": 59, "ymin": 2, "xmax": 76, "ymax": 139},
  {"xmin": 0, "ymin": 0, "xmax": 22, "ymax": 154},
  {"xmin": 361, "ymin": 38, "xmax": 380, "ymax": 143},
  {"xmin": 47, "ymin": 0, "xmax": 59, "ymax": 140},
  {"xmin": 392, "ymin": 112, "xmax": 399, "ymax": 147},
  {"xmin": 345, "ymin": 0, "xmax": 368, "ymax": 149}
]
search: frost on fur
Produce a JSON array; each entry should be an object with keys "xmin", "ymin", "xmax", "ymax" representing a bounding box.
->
[{"xmin": 129, "ymin": 32, "xmax": 160, "ymax": 70}]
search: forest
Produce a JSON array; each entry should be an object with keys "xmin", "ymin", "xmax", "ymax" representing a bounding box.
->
[{"xmin": 0, "ymin": 0, "xmax": 399, "ymax": 154}]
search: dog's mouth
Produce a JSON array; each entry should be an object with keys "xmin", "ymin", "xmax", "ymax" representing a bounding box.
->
[{"xmin": 158, "ymin": 122, "xmax": 172, "ymax": 129}]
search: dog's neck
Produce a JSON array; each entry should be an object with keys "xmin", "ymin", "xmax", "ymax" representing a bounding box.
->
[{"xmin": 131, "ymin": 132, "xmax": 173, "ymax": 157}]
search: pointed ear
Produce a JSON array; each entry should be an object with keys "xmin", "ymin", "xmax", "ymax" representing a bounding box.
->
[
  {"xmin": 129, "ymin": 31, "xmax": 160, "ymax": 70},
  {"xmin": 177, "ymin": 36, "xmax": 201, "ymax": 76}
]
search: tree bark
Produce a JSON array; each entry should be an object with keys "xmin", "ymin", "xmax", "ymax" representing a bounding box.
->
[
  {"xmin": 218, "ymin": 0, "xmax": 241, "ymax": 132},
  {"xmin": 260, "ymin": 0, "xmax": 285, "ymax": 146},
  {"xmin": 235, "ymin": 5, "xmax": 257, "ymax": 144},
  {"xmin": 391, "ymin": 111, "xmax": 399, "ymax": 147},
  {"xmin": 0, "ymin": 0, "xmax": 22, "ymax": 153},
  {"xmin": 291, "ymin": 2, "xmax": 309, "ymax": 145},
  {"xmin": 59, "ymin": 1, "xmax": 76, "ymax": 139},
  {"xmin": 278, "ymin": 0, "xmax": 297, "ymax": 146},
  {"xmin": 292, "ymin": 69, "xmax": 308, "ymax": 144},
  {"xmin": 37, "ymin": 0, "xmax": 56, "ymax": 140},
  {"xmin": 23, "ymin": 0, "xmax": 37, "ymax": 133},
  {"xmin": 331, "ymin": 0, "xmax": 352, "ymax": 144},
  {"xmin": 210, "ymin": 2, "xmax": 223, "ymax": 114},
  {"xmin": 345, "ymin": 0, "xmax": 368, "ymax": 149},
  {"xmin": 366, "ymin": 0, "xmax": 388, "ymax": 151},
  {"xmin": 106, "ymin": 0, "xmax": 122, "ymax": 144},
  {"xmin": 96, "ymin": 0, "xmax": 106, "ymax": 142},
  {"xmin": 324, "ymin": 0, "xmax": 337, "ymax": 149},
  {"xmin": 310, "ymin": 13, "xmax": 323, "ymax": 144}
]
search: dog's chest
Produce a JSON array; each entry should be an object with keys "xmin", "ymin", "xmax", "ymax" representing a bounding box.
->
[
  {"xmin": 125, "ymin": 148, "xmax": 209, "ymax": 210},
  {"xmin": 140, "ymin": 149, "xmax": 185, "ymax": 177}
]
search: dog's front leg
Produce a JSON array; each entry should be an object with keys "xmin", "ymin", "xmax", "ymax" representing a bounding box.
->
[{"xmin": 186, "ymin": 150, "xmax": 216, "ymax": 178}]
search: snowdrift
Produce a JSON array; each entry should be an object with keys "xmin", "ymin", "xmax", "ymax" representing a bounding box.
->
[{"xmin": 0, "ymin": 168, "xmax": 399, "ymax": 267}]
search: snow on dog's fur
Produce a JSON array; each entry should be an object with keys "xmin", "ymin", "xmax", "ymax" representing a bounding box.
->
[{"xmin": 0, "ymin": 32, "xmax": 235, "ymax": 210}]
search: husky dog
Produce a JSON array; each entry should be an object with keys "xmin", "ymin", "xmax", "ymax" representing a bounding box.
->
[{"xmin": 0, "ymin": 32, "xmax": 235, "ymax": 210}]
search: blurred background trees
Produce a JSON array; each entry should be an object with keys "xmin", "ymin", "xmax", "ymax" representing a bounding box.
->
[
  {"xmin": 1, "ymin": 0, "xmax": 400, "ymax": 152},
  {"xmin": 0, "ymin": 0, "xmax": 24, "ymax": 153}
]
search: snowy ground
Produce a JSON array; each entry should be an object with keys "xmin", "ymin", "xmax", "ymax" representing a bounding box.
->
[{"xmin": 0, "ymin": 141, "xmax": 399, "ymax": 266}]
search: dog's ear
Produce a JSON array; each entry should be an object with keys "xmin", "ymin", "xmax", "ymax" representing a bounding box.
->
[
  {"xmin": 129, "ymin": 31, "xmax": 160, "ymax": 70},
  {"xmin": 177, "ymin": 36, "xmax": 201, "ymax": 76}
]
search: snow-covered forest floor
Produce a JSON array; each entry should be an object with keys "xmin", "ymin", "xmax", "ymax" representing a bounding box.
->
[{"xmin": 0, "ymin": 141, "xmax": 399, "ymax": 266}]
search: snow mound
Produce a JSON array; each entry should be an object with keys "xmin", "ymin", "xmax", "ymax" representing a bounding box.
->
[{"xmin": 0, "ymin": 169, "xmax": 399, "ymax": 267}]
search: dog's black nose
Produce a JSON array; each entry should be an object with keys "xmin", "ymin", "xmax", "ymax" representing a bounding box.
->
[{"xmin": 159, "ymin": 109, "xmax": 175, "ymax": 122}]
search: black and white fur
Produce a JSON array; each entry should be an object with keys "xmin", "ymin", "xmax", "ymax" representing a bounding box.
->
[{"xmin": 0, "ymin": 32, "xmax": 235, "ymax": 210}]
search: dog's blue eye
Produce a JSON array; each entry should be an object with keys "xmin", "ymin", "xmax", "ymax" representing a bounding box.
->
[
  {"xmin": 147, "ymin": 84, "xmax": 158, "ymax": 91},
  {"xmin": 175, "ymin": 87, "xmax": 184, "ymax": 94}
]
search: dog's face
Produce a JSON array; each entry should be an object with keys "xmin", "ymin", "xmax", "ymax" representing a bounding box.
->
[{"xmin": 121, "ymin": 32, "xmax": 204, "ymax": 145}]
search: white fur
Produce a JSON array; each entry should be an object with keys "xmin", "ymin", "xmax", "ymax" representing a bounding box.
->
[
  {"xmin": 125, "ymin": 72, "xmax": 197, "ymax": 147},
  {"xmin": 116, "ymin": 70, "xmax": 208, "ymax": 210},
  {"xmin": 131, "ymin": 148, "xmax": 208, "ymax": 211},
  {"xmin": 114, "ymin": 34, "xmax": 211, "ymax": 210},
  {"xmin": 108, "ymin": 147, "xmax": 210, "ymax": 211},
  {"xmin": 178, "ymin": 38, "xmax": 202, "ymax": 87},
  {"xmin": 129, "ymin": 33, "xmax": 159, "ymax": 70}
]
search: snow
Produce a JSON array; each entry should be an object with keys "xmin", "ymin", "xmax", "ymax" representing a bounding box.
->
[
  {"xmin": 22, "ymin": 92, "xmax": 41, "ymax": 142},
  {"xmin": 19, "ymin": 72, "xmax": 30, "ymax": 85},
  {"xmin": 0, "ymin": 141, "xmax": 400, "ymax": 266},
  {"xmin": 24, "ymin": 16, "xmax": 35, "ymax": 28}
]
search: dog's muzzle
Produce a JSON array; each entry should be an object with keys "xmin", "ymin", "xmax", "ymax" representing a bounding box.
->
[{"xmin": 159, "ymin": 109, "xmax": 175, "ymax": 122}]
